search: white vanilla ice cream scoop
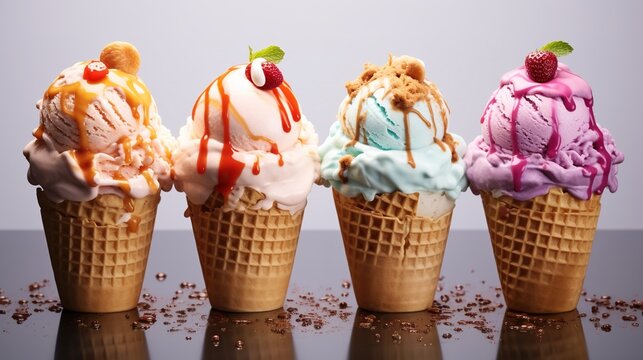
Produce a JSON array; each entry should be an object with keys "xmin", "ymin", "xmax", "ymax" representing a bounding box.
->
[
  {"xmin": 173, "ymin": 49, "xmax": 320, "ymax": 213},
  {"xmin": 190, "ymin": 67, "xmax": 303, "ymax": 152}
]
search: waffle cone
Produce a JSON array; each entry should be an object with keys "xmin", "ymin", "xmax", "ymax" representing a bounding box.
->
[
  {"xmin": 37, "ymin": 189, "xmax": 159, "ymax": 313},
  {"xmin": 187, "ymin": 188, "xmax": 303, "ymax": 312},
  {"xmin": 498, "ymin": 310, "xmax": 588, "ymax": 360},
  {"xmin": 333, "ymin": 189, "xmax": 452, "ymax": 312},
  {"xmin": 55, "ymin": 309, "xmax": 149, "ymax": 360},
  {"xmin": 481, "ymin": 187, "xmax": 601, "ymax": 313}
]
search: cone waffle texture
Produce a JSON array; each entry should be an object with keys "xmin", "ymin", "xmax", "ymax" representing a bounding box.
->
[
  {"xmin": 498, "ymin": 311, "xmax": 588, "ymax": 360},
  {"xmin": 188, "ymin": 188, "xmax": 303, "ymax": 312},
  {"xmin": 37, "ymin": 189, "xmax": 159, "ymax": 313},
  {"xmin": 481, "ymin": 187, "xmax": 601, "ymax": 313},
  {"xmin": 333, "ymin": 189, "xmax": 452, "ymax": 312},
  {"xmin": 55, "ymin": 309, "xmax": 149, "ymax": 360}
]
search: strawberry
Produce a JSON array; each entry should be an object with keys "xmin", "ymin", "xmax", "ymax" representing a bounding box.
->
[
  {"xmin": 524, "ymin": 50, "xmax": 558, "ymax": 83},
  {"xmin": 83, "ymin": 60, "xmax": 109, "ymax": 82},
  {"xmin": 245, "ymin": 60, "xmax": 283, "ymax": 90}
]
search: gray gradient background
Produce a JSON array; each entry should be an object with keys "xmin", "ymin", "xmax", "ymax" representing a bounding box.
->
[{"xmin": 2, "ymin": 0, "xmax": 641, "ymax": 230}]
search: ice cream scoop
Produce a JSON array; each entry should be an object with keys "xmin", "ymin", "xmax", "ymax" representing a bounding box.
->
[
  {"xmin": 173, "ymin": 47, "xmax": 319, "ymax": 212},
  {"xmin": 24, "ymin": 42, "xmax": 174, "ymax": 204},
  {"xmin": 38, "ymin": 68, "xmax": 143, "ymax": 154},
  {"xmin": 319, "ymin": 55, "xmax": 467, "ymax": 206},
  {"xmin": 465, "ymin": 62, "xmax": 624, "ymax": 200}
]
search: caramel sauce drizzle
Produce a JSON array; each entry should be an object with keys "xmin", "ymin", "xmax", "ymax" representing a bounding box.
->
[
  {"xmin": 127, "ymin": 216, "xmax": 141, "ymax": 233},
  {"xmin": 339, "ymin": 75, "xmax": 458, "ymax": 167},
  {"xmin": 433, "ymin": 137, "xmax": 446, "ymax": 151},
  {"xmin": 70, "ymin": 150, "xmax": 97, "ymax": 186},
  {"xmin": 408, "ymin": 107, "xmax": 433, "ymax": 130},
  {"xmin": 338, "ymin": 155, "xmax": 354, "ymax": 183},
  {"xmin": 442, "ymin": 133, "xmax": 459, "ymax": 163},
  {"xmin": 339, "ymin": 91, "xmax": 358, "ymax": 137},
  {"xmin": 381, "ymin": 87, "xmax": 393, "ymax": 99},
  {"xmin": 163, "ymin": 145, "xmax": 173, "ymax": 165},
  {"xmin": 119, "ymin": 136, "xmax": 133, "ymax": 164},
  {"xmin": 146, "ymin": 124, "xmax": 157, "ymax": 139},
  {"xmin": 142, "ymin": 169, "xmax": 159, "ymax": 193},
  {"xmin": 43, "ymin": 64, "xmax": 154, "ymax": 187},
  {"xmin": 346, "ymin": 88, "xmax": 378, "ymax": 148},
  {"xmin": 403, "ymin": 112, "xmax": 416, "ymax": 168},
  {"xmin": 113, "ymin": 171, "xmax": 132, "ymax": 193},
  {"xmin": 135, "ymin": 134, "xmax": 155, "ymax": 163},
  {"xmin": 34, "ymin": 124, "xmax": 45, "ymax": 140},
  {"xmin": 424, "ymin": 81, "xmax": 448, "ymax": 129}
]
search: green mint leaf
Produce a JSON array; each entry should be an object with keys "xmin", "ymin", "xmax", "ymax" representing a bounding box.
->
[
  {"xmin": 540, "ymin": 41, "xmax": 574, "ymax": 57},
  {"xmin": 248, "ymin": 45, "xmax": 285, "ymax": 64},
  {"xmin": 248, "ymin": 46, "xmax": 254, "ymax": 62}
]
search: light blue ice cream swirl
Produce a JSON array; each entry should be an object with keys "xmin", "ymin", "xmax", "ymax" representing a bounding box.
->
[{"xmin": 319, "ymin": 59, "xmax": 467, "ymax": 201}]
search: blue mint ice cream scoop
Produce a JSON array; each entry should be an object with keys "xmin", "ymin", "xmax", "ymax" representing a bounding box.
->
[{"xmin": 319, "ymin": 55, "xmax": 467, "ymax": 209}]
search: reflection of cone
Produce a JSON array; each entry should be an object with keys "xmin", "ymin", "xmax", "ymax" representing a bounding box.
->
[
  {"xmin": 202, "ymin": 309, "xmax": 295, "ymax": 360},
  {"xmin": 333, "ymin": 189, "xmax": 452, "ymax": 312},
  {"xmin": 498, "ymin": 310, "xmax": 588, "ymax": 360},
  {"xmin": 188, "ymin": 188, "xmax": 303, "ymax": 312},
  {"xmin": 38, "ymin": 189, "xmax": 159, "ymax": 313},
  {"xmin": 349, "ymin": 309, "xmax": 442, "ymax": 360},
  {"xmin": 481, "ymin": 188, "xmax": 601, "ymax": 313},
  {"xmin": 55, "ymin": 309, "xmax": 149, "ymax": 360}
]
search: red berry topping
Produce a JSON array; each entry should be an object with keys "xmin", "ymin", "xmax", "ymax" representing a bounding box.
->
[
  {"xmin": 525, "ymin": 50, "xmax": 558, "ymax": 83},
  {"xmin": 83, "ymin": 60, "xmax": 109, "ymax": 82},
  {"xmin": 244, "ymin": 64, "xmax": 252, "ymax": 83},
  {"xmin": 245, "ymin": 61, "xmax": 283, "ymax": 90}
]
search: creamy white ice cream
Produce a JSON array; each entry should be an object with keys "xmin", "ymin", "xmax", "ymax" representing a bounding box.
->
[{"xmin": 173, "ymin": 64, "xmax": 320, "ymax": 213}]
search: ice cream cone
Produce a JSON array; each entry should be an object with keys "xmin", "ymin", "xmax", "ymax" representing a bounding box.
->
[
  {"xmin": 55, "ymin": 309, "xmax": 149, "ymax": 360},
  {"xmin": 37, "ymin": 189, "xmax": 159, "ymax": 313},
  {"xmin": 202, "ymin": 309, "xmax": 295, "ymax": 359},
  {"xmin": 498, "ymin": 310, "xmax": 588, "ymax": 360},
  {"xmin": 333, "ymin": 189, "xmax": 452, "ymax": 312},
  {"xmin": 481, "ymin": 187, "xmax": 601, "ymax": 313},
  {"xmin": 188, "ymin": 188, "xmax": 303, "ymax": 312}
]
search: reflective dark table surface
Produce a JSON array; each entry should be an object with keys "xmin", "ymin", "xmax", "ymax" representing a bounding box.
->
[{"xmin": 1, "ymin": 230, "xmax": 641, "ymax": 359}]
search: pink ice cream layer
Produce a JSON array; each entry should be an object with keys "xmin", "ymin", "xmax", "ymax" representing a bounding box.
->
[{"xmin": 465, "ymin": 64, "xmax": 624, "ymax": 201}]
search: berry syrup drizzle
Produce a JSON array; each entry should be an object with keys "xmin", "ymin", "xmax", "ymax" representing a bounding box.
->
[
  {"xmin": 193, "ymin": 66, "xmax": 301, "ymax": 199},
  {"xmin": 481, "ymin": 65, "xmax": 612, "ymax": 198}
]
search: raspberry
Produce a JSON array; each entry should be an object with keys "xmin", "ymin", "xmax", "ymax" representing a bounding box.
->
[
  {"xmin": 245, "ymin": 61, "xmax": 283, "ymax": 90},
  {"xmin": 525, "ymin": 50, "xmax": 557, "ymax": 83}
]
